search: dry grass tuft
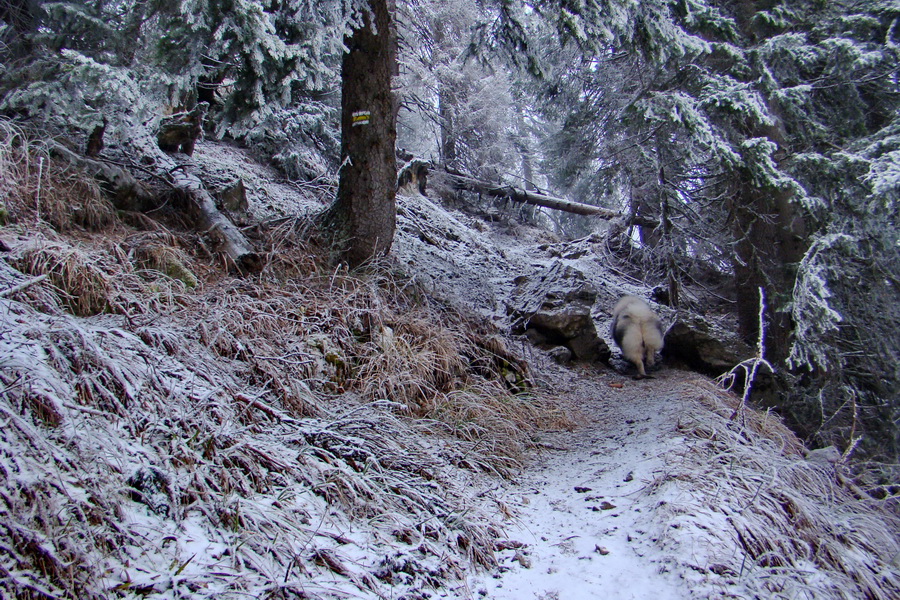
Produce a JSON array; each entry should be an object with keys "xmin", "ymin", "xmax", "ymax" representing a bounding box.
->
[
  {"xmin": 4, "ymin": 229, "xmax": 198, "ymax": 319},
  {"xmin": 651, "ymin": 377, "xmax": 900, "ymax": 600},
  {"xmin": 0, "ymin": 118, "xmax": 116, "ymax": 232},
  {"xmin": 260, "ymin": 215, "xmax": 325, "ymax": 278},
  {"xmin": 39, "ymin": 163, "xmax": 117, "ymax": 232},
  {"xmin": 8, "ymin": 237, "xmax": 120, "ymax": 316},
  {"xmin": 127, "ymin": 232, "xmax": 199, "ymax": 288}
]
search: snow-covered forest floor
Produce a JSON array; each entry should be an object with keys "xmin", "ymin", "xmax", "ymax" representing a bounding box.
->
[{"xmin": 1, "ymin": 139, "xmax": 898, "ymax": 600}]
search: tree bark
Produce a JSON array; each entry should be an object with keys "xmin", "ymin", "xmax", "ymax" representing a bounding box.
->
[
  {"xmin": 728, "ymin": 1, "xmax": 810, "ymax": 367},
  {"xmin": 439, "ymin": 84, "xmax": 457, "ymax": 168},
  {"xmin": 732, "ymin": 183, "xmax": 806, "ymax": 364},
  {"xmin": 323, "ymin": 0, "xmax": 398, "ymax": 268},
  {"xmin": 657, "ymin": 162, "xmax": 680, "ymax": 309}
]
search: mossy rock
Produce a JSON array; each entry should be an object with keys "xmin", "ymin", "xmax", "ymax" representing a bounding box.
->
[{"xmin": 164, "ymin": 258, "xmax": 198, "ymax": 289}]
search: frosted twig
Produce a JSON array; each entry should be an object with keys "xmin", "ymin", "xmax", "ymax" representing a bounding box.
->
[
  {"xmin": 35, "ymin": 156, "xmax": 43, "ymax": 224},
  {"xmin": 0, "ymin": 274, "xmax": 48, "ymax": 297},
  {"xmin": 721, "ymin": 286, "xmax": 773, "ymax": 423}
]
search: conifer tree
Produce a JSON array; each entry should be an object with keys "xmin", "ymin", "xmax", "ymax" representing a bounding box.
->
[
  {"xmin": 515, "ymin": 0, "xmax": 899, "ymax": 465},
  {"xmin": 322, "ymin": 0, "xmax": 399, "ymax": 267},
  {"xmin": 0, "ymin": 0, "xmax": 344, "ymax": 168}
]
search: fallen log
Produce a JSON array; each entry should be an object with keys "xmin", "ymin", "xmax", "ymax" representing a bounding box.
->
[
  {"xmin": 51, "ymin": 142, "xmax": 263, "ymax": 273},
  {"xmin": 166, "ymin": 165, "xmax": 263, "ymax": 273},
  {"xmin": 444, "ymin": 170, "xmax": 620, "ymax": 218},
  {"xmin": 50, "ymin": 143, "xmax": 157, "ymax": 212}
]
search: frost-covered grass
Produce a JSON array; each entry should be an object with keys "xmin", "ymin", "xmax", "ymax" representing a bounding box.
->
[
  {"xmin": 648, "ymin": 378, "xmax": 900, "ymax": 600},
  {"xmin": 0, "ymin": 134, "xmax": 568, "ymax": 599},
  {"xmin": 0, "ymin": 253, "xmax": 546, "ymax": 599},
  {"xmin": 1, "ymin": 128, "xmax": 897, "ymax": 600},
  {"xmin": 467, "ymin": 372, "xmax": 900, "ymax": 600}
]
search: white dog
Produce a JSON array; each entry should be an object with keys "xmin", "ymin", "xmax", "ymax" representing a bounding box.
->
[{"xmin": 611, "ymin": 295, "xmax": 664, "ymax": 379}]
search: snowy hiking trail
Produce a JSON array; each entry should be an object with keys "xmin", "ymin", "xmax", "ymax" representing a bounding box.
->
[{"xmin": 469, "ymin": 365, "xmax": 695, "ymax": 600}]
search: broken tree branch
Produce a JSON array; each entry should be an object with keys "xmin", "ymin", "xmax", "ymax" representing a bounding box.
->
[{"xmin": 0, "ymin": 274, "xmax": 48, "ymax": 297}]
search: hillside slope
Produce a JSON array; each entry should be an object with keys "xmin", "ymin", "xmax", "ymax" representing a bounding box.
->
[{"xmin": 0, "ymin": 139, "xmax": 898, "ymax": 600}]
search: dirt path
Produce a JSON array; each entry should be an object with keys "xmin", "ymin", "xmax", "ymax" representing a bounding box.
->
[{"xmin": 468, "ymin": 364, "xmax": 696, "ymax": 599}]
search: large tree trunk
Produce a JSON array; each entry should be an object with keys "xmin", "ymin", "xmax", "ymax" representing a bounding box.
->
[
  {"xmin": 323, "ymin": 0, "xmax": 398, "ymax": 268},
  {"xmin": 438, "ymin": 85, "xmax": 458, "ymax": 169},
  {"xmin": 727, "ymin": 1, "xmax": 810, "ymax": 367},
  {"xmin": 732, "ymin": 183, "xmax": 807, "ymax": 365},
  {"xmin": 432, "ymin": 14, "xmax": 459, "ymax": 170}
]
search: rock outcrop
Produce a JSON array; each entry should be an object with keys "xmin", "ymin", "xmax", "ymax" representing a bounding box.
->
[
  {"xmin": 507, "ymin": 262, "xmax": 610, "ymax": 363},
  {"xmin": 662, "ymin": 315, "xmax": 752, "ymax": 376}
]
